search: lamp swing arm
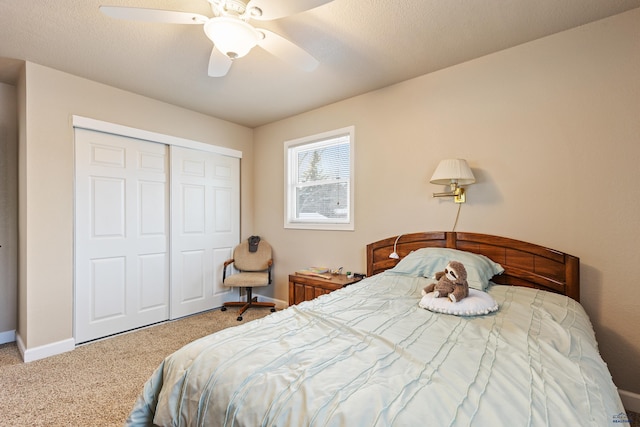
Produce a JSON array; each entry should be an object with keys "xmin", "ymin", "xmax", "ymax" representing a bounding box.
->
[{"xmin": 432, "ymin": 184, "xmax": 465, "ymax": 198}]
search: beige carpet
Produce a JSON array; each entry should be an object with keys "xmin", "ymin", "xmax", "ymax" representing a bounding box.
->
[{"xmin": 0, "ymin": 307, "xmax": 272, "ymax": 427}]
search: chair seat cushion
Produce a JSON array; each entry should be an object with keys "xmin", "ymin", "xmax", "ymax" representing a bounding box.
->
[{"xmin": 224, "ymin": 272, "xmax": 270, "ymax": 287}]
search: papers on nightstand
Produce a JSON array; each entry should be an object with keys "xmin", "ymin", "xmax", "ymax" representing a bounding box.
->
[{"xmin": 295, "ymin": 267, "xmax": 332, "ymax": 279}]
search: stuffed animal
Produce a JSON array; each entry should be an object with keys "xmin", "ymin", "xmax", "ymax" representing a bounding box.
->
[{"xmin": 422, "ymin": 261, "xmax": 469, "ymax": 303}]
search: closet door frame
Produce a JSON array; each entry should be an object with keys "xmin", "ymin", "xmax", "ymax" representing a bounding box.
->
[
  {"xmin": 73, "ymin": 117, "xmax": 242, "ymax": 159},
  {"xmin": 72, "ymin": 116, "xmax": 242, "ymax": 341}
]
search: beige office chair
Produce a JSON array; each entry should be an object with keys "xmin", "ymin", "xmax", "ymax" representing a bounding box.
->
[{"xmin": 222, "ymin": 237, "xmax": 276, "ymax": 321}]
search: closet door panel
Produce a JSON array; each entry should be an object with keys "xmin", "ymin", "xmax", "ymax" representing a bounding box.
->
[
  {"xmin": 170, "ymin": 146, "xmax": 239, "ymax": 319},
  {"xmin": 75, "ymin": 129, "xmax": 169, "ymax": 343},
  {"xmin": 139, "ymin": 253, "xmax": 168, "ymax": 311},
  {"xmin": 91, "ymin": 257, "xmax": 126, "ymax": 320}
]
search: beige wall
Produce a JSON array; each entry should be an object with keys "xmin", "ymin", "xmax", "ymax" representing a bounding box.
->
[
  {"xmin": 19, "ymin": 63, "xmax": 254, "ymax": 349},
  {"xmin": 254, "ymin": 9, "xmax": 640, "ymax": 394}
]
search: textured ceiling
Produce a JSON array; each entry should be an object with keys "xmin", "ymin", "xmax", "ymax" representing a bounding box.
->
[{"xmin": 1, "ymin": 0, "xmax": 639, "ymax": 128}]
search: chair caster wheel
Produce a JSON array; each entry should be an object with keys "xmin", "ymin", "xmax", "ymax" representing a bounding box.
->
[
  {"xmin": 237, "ymin": 316, "xmax": 243, "ymax": 321},
  {"xmin": 221, "ymin": 307, "xmax": 227, "ymax": 311},
  {"xmin": 270, "ymin": 308, "xmax": 276, "ymax": 312}
]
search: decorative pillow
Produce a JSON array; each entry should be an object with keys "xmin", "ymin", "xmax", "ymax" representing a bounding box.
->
[
  {"xmin": 386, "ymin": 250, "xmax": 430, "ymax": 276},
  {"xmin": 387, "ymin": 247, "xmax": 504, "ymax": 291},
  {"xmin": 419, "ymin": 288, "xmax": 499, "ymax": 316}
]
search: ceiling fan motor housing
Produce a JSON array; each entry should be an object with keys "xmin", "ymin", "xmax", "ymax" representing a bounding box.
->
[{"xmin": 209, "ymin": 0, "xmax": 250, "ymax": 17}]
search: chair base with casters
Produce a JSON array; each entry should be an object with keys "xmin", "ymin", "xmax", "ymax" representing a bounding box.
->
[{"xmin": 221, "ymin": 287, "xmax": 276, "ymax": 321}]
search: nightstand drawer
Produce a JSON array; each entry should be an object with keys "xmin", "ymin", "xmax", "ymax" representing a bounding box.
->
[{"xmin": 288, "ymin": 273, "xmax": 361, "ymax": 306}]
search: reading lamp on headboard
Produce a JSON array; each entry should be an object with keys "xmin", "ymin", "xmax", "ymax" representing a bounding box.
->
[
  {"xmin": 389, "ymin": 234, "xmax": 403, "ymax": 259},
  {"xmin": 430, "ymin": 159, "xmax": 475, "ymax": 203}
]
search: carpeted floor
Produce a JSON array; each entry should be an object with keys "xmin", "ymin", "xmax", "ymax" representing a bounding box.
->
[
  {"xmin": 0, "ymin": 307, "xmax": 272, "ymax": 427},
  {"xmin": 1, "ymin": 307, "xmax": 638, "ymax": 426}
]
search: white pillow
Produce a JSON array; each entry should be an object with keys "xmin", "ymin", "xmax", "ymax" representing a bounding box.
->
[{"xmin": 419, "ymin": 288, "xmax": 499, "ymax": 316}]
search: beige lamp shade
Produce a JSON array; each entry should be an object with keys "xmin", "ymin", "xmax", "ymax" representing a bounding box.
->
[{"xmin": 430, "ymin": 159, "xmax": 475, "ymax": 185}]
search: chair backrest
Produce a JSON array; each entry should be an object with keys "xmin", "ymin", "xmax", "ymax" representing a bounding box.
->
[{"xmin": 233, "ymin": 239, "xmax": 272, "ymax": 272}]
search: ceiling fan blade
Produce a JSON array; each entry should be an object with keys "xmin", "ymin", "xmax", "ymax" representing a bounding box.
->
[
  {"xmin": 257, "ymin": 29, "xmax": 319, "ymax": 72},
  {"xmin": 99, "ymin": 6, "xmax": 209, "ymax": 24},
  {"xmin": 246, "ymin": 0, "xmax": 333, "ymax": 21},
  {"xmin": 208, "ymin": 47, "xmax": 233, "ymax": 77}
]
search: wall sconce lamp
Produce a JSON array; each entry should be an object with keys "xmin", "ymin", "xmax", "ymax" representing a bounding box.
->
[
  {"xmin": 430, "ymin": 159, "xmax": 476, "ymax": 204},
  {"xmin": 389, "ymin": 234, "xmax": 403, "ymax": 259}
]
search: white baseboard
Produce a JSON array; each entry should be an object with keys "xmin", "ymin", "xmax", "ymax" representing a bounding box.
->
[
  {"xmin": 16, "ymin": 333, "xmax": 75, "ymax": 363},
  {"xmin": 620, "ymin": 389, "xmax": 640, "ymax": 413},
  {"xmin": 0, "ymin": 329, "xmax": 16, "ymax": 344}
]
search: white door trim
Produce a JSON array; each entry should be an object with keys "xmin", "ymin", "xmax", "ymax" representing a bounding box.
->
[{"xmin": 72, "ymin": 115, "xmax": 242, "ymax": 159}]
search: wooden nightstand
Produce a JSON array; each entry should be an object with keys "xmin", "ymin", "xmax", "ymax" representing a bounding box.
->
[{"xmin": 288, "ymin": 273, "xmax": 362, "ymax": 306}]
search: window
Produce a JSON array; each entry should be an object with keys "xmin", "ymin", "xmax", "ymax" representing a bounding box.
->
[{"xmin": 285, "ymin": 126, "xmax": 354, "ymax": 230}]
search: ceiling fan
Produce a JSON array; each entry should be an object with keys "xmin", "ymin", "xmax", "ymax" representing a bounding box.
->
[{"xmin": 100, "ymin": 0, "xmax": 333, "ymax": 77}]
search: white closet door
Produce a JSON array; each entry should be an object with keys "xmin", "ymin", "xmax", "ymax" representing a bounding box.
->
[
  {"xmin": 75, "ymin": 129, "xmax": 169, "ymax": 343},
  {"xmin": 170, "ymin": 146, "xmax": 239, "ymax": 319}
]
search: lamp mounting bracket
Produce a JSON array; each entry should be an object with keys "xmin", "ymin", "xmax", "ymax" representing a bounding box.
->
[{"xmin": 432, "ymin": 186, "xmax": 467, "ymax": 203}]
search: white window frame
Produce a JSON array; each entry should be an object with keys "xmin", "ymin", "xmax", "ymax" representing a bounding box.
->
[{"xmin": 284, "ymin": 126, "xmax": 355, "ymax": 231}]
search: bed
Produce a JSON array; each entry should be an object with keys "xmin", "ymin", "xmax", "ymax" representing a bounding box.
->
[{"xmin": 126, "ymin": 232, "xmax": 625, "ymax": 426}]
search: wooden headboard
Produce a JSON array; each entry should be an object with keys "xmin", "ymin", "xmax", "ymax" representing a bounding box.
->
[{"xmin": 366, "ymin": 232, "xmax": 580, "ymax": 301}]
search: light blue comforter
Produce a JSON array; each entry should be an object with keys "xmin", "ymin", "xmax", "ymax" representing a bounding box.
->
[{"xmin": 126, "ymin": 273, "xmax": 625, "ymax": 426}]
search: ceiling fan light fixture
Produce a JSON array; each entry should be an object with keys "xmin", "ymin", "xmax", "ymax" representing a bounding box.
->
[{"xmin": 204, "ymin": 17, "xmax": 259, "ymax": 59}]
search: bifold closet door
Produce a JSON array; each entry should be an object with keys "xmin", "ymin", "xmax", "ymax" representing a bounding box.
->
[
  {"xmin": 170, "ymin": 146, "xmax": 239, "ymax": 319},
  {"xmin": 75, "ymin": 129, "xmax": 169, "ymax": 343}
]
